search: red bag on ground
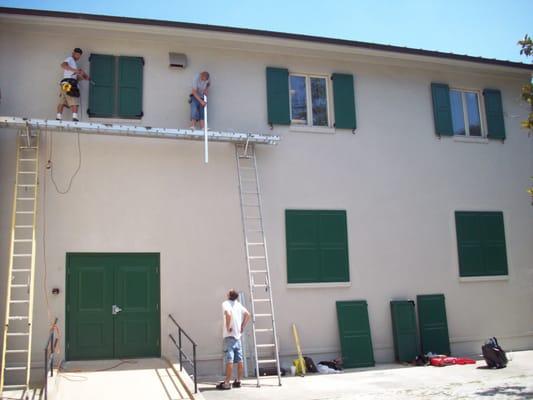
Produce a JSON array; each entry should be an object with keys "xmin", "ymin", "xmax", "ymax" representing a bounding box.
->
[{"xmin": 430, "ymin": 356, "xmax": 475, "ymax": 366}]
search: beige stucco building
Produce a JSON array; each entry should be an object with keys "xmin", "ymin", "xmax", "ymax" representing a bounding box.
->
[{"xmin": 0, "ymin": 7, "xmax": 532, "ymax": 381}]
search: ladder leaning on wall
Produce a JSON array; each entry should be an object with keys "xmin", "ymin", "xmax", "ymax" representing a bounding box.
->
[
  {"xmin": 0, "ymin": 126, "xmax": 40, "ymax": 393},
  {"xmin": 235, "ymin": 143, "xmax": 282, "ymax": 387}
]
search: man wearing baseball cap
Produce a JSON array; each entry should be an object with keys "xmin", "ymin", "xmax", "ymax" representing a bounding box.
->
[{"xmin": 56, "ymin": 47, "xmax": 90, "ymax": 121}]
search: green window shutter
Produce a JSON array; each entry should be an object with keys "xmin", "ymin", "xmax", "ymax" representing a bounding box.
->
[
  {"xmin": 266, "ymin": 67, "xmax": 290, "ymax": 125},
  {"xmin": 455, "ymin": 211, "xmax": 508, "ymax": 277},
  {"xmin": 430, "ymin": 83, "xmax": 453, "ymax": 136},
  {"xmin": 390, "ymin": 300, "xmax": 419, "ymax": 363},
  {"xmin": 336, "ymin": 300, "xmax": 375, "ymax": 368},
  {"xmin": 286, "ymin": 210, "xmax": 349, "ymax": 283},
  {"xmin": 417, "ymin": 294, "xmax": 451, "ymax": 356},
  {"xmin": 88, "ymin": 54, "xmax": 116, "ymax": 117},
  {"xmin": 286, "ymin": 210, "xmax": 320, "ymax": 283},
  {"xmin": 318, "ymin": 211, "xmax": 349, "ymax": 282},
  {"xmin": 480, "ymin": 212, "xmax": 508, "ymax": 275},
  {"xmin": 483, "ymin": 89, "xmax": 506, "ymax": 140},
  {"xmin": 118, "ymin": 56, "xmax": 144, "ymax": 118},
  {"xmin": 332, "ymin": 73, "xmax": 356, "ymax": 130}
]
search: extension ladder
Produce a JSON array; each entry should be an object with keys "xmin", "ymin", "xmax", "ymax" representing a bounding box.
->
[
  {"xmin": 235, "ymin": 143, "xmax": 281, "ymax": 387},
  {"xmin": 1, "ymin": 127, "xmax": 39, "ymax": 393}
]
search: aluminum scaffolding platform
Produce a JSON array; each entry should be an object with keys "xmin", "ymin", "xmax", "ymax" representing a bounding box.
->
[{"xmin": 0, "ymin": 117, "xmax": 281, "ymax": 145}]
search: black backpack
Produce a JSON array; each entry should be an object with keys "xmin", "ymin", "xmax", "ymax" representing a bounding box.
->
[{"xmin": 482, "ymin": 337, "xmax": 507, "ymax": 369}]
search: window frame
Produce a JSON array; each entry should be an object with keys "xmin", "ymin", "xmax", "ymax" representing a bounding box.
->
[
  {"xmin": 449, "ymin": 87, "xmax": 486, "ymax": 138},
  {"xmin": 289, "ymin": 73, "xmax": 332, "ymax": 128}
]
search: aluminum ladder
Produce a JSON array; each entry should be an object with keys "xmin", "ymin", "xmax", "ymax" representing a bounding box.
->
[
  {"xmin": 235, "ymin": 143, "xmax": 281, "ymax": 387},
  {"xmin": 1, "ymin": 126, "xmax": 40, "ymax": 393}
]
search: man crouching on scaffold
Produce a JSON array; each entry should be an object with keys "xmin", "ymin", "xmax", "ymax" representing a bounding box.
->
[{"xmin": 56, "ymin": 47, "xmax": 90, "ymax": 122}]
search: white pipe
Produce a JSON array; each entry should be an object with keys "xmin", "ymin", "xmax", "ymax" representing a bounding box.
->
[{"xmin": 204, "ymin": 95, "xmax": 208, "ymax": 163}]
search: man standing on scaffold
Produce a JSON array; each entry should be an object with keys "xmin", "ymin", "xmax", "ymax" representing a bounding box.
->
[{"xmin": 56, "ymin": 47, "xmax": 89, "ymax": 122}]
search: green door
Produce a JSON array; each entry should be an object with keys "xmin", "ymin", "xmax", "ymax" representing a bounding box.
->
[
  {"xmin": 417, "ymin": 294, "xmax": 450, "ymax": 355},
  {"xmin": 390, "ymin": 300, "xmax": 419, "ymax": 362},
  {"xmin": 336, "ymin": 300, "xmax": 375, "ymax": 368},
  {"xmin": 67, "ymin": 253, "xmax": 160, "ymax": 360}
]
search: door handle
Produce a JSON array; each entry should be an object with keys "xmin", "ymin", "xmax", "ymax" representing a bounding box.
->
[{"xmin": 112, "ymin": 305, "xmax": 123, "ymax": 315}]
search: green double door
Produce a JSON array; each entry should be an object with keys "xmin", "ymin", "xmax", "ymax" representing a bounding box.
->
[{"xmin": 66, "ymin": 253, "xmax": 160, "ymax": 360}]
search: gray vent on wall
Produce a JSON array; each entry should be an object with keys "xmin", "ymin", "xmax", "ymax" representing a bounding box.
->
[{"xmin": 169, "ymin": 53, "xmax": 187, "ymax": 68}]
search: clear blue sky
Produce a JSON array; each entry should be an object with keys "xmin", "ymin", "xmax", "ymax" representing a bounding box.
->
[{"xmin": 1, "ymin": 0, "xmax": 532, "ymax": 63}]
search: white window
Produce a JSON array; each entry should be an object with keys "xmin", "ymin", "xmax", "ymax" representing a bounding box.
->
[
  {"xmin": 289, "ymin": 74, "xmax": 330, "ymax": 127},
  {"xmin": 450, "ymin": 89, "xmax": 483, "ymax": 137}
]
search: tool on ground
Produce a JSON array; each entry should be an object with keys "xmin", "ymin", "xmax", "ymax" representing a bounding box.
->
[{"xmin": 292, "ymin": 323, "xmax": 306, "ymax": 376}]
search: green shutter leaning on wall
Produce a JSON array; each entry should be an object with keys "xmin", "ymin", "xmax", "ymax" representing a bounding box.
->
[
  {"xmin": 118, "ymin": 56, "xmax": 144, "ymax": 118},
  {"xmin": 266, "ymin": 67, "xmax": 290, "ymax": 125},
  {"xmin": 332, "ymin": 73, "xmax": 356, "ymax": 130},
  {"xmin": 483, "ymin": 89, "xmax": 506, "ymax": 140},
  {"xmin": 88, "ymin": 54, "xmax": 116, "ymax": 117},
  {"xmin": 430, "ymin": 83, "xmax": 453, "ymax": 136}
]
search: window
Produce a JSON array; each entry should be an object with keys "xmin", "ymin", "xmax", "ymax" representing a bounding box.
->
[
  {"xmin": 286, "ymin": 210, "xmax": 349, "ymax": 284},
  {"xmin": 450, "ymin": 89, "xmax": 483, "ymax": 137},
  {"xmin": 289, "ymin": 75, "xmax": 329, "ymax": 127},
  {"xmin": 455, "ymin": 211, "xmax": 508, "ymax": 277},
  {"xmin": 88, "ymin": 54, "xmax": 144, "ymax": 119}
]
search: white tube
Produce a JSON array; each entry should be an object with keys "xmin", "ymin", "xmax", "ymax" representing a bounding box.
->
[{"xmin": 204, "ymin": 95, "xmax": 208, "ymax": 163}]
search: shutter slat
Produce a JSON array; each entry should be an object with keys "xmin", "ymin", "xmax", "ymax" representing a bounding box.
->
[
  {"xmin": 118, "ymin": 56, "xmax": 144, "ymax": 118},
  {"xmin": 88, "ymin": 54, "xmax": 115, "ymax": 117},
  {"xmin": 483, "ymin": 89, "xmax": 506, "ymax": 140},
  {"xmin": 332, "ymin": 73, "xmax": 356, "ymax": 130},
  {"xmin": 431, "ymin": 83, "xmax": 453, "ymax": 136},
  {"xmin": 266, "ymin": 67, "xmax": 290, "ymax": 125}
]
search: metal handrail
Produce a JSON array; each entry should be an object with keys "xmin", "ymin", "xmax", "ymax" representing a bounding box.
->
[
  {"xmin": 43, "ymin": 318, "xmax": 58, "ymax": 400},
  {"xmin": 168, "ymin": 314, "xmax": 198, "ymax": 393}
]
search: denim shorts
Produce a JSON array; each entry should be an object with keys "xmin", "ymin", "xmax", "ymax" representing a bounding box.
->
[
  {"xmin": 223, "ymin": 337, "xmax": 243, "ymax": 364},
  {"xmin": 190, "ymin": 96, "xmax": 205, "ymax": 121}
]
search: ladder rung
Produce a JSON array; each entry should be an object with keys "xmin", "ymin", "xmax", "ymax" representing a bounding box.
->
[
  {"xmin": 18, "ymin": 171, "xmax": 36, "ymax": 174},
  {"xmin": 17, "ymin": 184, "xmax": 36, "ymax": 187},
  {"xmin": 253, "ymin": 284, "xmax": 269, "ymax": 288},
  {"xmin": 19, "ymin": 158, "xmax": 37, "ymax": 161},
  {"xmin": 16, "ymin": 198, "xmax": 35, "ymax": 201},
  {"xmin": 12, "ymin": 269, "xmax": 31, "ymax": 272},
  {"xmin": 249, "ymin": 256, "xmax": 266, "ymax": 259},
  {"xmin": 10, "ymin": 284, "xmax": 29, "ymax": 288},
  {"xmin": 15, "ymin": 211, "xmax": 34, "ymax": 214},
  {"xmin": 9, "ymin": 300, "xmax": 30, "ymax": 304},
  {"xmin": 256, "ymin": 344, "xmax": 275, "ymax": 348},
  {"xmin": 5, "ymin": 350, "xmax": 28, "ymax": 353},
  {"xmin": 255, "ymin": 314, "xmax": 272, "ymax": 317},
  {"xmin": 253, "ymin": 298, "xmax": 270, "ymax": 302},
  {"xmin": 250, "ymin": 270, "xmax": 267, "ymax": 273},
  {"xmin": 255, "ymin": 328, "xmax": 273, "ymax": 332},
  {"xmin": 6, "ymin": 332, "xmax": 30, "ymax": 336},
  {"xmin": 9, "ymin": 316, "xmax": 29, "ymax": 320},
  {"xmin": 19, "ymin": 146, "xmax": 38, "ymax": 149},
  {"xmin": 15, "ymin": 225, "xmax": 33, "ymax": 228},
  {"xmin": 2, "ymin": 384, "xmax": 28, "ymax": 389},
  {"xmin": 257, "ymin": 359, "xmax": 277, "ymax": 364},
  {"xmin": 247, "ymin": 242, "xmax": 264, "ymax": 246},
  {"xmin": 4, "ymin": 366, "xmax": 27, "ymax": 370},
  {"xmin": 13, "ymin": 254, "xmax": 32, "ymax": 257},
  {"xmin": 13, "ymin": 239, "xmax": 33, "ymax": 242}
]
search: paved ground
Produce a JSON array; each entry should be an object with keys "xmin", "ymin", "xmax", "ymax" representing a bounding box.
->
[
  {"xmin": 199, "ymin": 350, "xmax": 533, "ymax": 400},
  {"xmin": 52, "ymin": 358, "xmax": 189, "ymax": 400}
]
